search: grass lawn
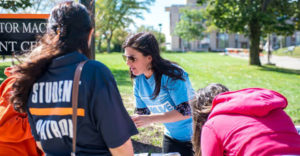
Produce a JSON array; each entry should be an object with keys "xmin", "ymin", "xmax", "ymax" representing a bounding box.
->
[
  {"xmin": 0, "ymin": 62, "xmax": 12, "ymax": 82},
  {"xmin": 271, "ymin": 46, "xmax": 300, "ymax": 58},
  {"xmin": 96, "ymin": 52, "xmax": 300, "ymax": 123},
  {"xmin": 95, "ymin": 52, "xmax": 300, "ymax": 150},
  {"xmin": 0, "ymin": 52, "xmax": 299, "ymax": 151}
]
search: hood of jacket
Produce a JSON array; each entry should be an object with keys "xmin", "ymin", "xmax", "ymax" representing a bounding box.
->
[{"xmin": 208, "ymin": 88, "xmax": 287, "ymax": 120}]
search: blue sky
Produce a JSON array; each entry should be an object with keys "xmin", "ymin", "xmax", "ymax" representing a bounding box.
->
[{"xmin": 130, "ymin": 0, "xmax": 186, "ymax": 43}]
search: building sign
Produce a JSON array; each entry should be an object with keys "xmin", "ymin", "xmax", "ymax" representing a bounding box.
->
[{"xmin": 0, "ymin": 14, "xmax": 49, "ymax": 55}]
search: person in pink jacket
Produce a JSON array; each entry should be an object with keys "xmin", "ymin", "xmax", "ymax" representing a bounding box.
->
[{"xmin": 191, "ymin": 83, "xmax": 300, "ymax": 156}]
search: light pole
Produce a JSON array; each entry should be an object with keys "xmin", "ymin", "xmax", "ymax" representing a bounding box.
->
[{"xmin": 158, "ymin": 23, "xmax": 162, "ymax": 49}]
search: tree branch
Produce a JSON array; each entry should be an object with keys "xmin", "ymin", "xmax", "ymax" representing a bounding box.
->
[{"xmin": 262, "ymin": 0, "xmax": 272, "ymax": 12}]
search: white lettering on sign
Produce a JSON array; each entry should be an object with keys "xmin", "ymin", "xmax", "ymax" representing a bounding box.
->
[
  {"xmin": 20, "ymin": 41, "xmax": 37, "ymax": 51},
  {"xmin": 0, "ymin": 22, "xmax": 20, "ymax": 33},
  {"xmin": 0, "ymin": 22, "xmax": 46, "ymax": 33},
  {"xmin": 22, "ymin": 22, "xmax": 47, "ymax": 33},
  {"xmin": 0, "ymin": 19, "xmax": 48, "ymax": 54},
  {"xmin": 0, "ymin": 41, "xmax": 18, "ymax": 52}
]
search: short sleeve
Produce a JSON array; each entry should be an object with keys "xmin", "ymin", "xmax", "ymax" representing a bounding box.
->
[
  {"xmin": 91, "ymin": 66, "xmax": 138, "ymax": 148},
  {"xmin": 166, "ymin": 72, "xmax": 195, "ymax": 106},
  {"xmin": 133, "ymin": 79, "xmax": 147, "ymax": 109},
  {"xmin": 201, "ymin": 125, "xmax": 223, "ymax": 156},
  {"xmin": 175, "ymin": 102, "xmax": 191, "ymax": 116},
  {"xmin": 135, "ymin": 108, "xmax": 151, "ymax": 115}
]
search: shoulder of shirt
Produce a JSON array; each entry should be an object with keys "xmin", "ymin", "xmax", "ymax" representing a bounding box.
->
[
  {"xmin": 162, "ymin": 69, "xmax": 188, "ymax": 81},
  {"xmin": 84, "ymin": 60, "xmax": 110, "ymax": 71},
  {"xmin": 83, "ymin": 60, "xmax": 114, "ymax": 80},
  {"xmin": 172, "ymin": 63, "xmax": 185, "ymax": 71},
  {"xmin": 170, "ymin": 64, "xmax": 187, "ymax": 74}
]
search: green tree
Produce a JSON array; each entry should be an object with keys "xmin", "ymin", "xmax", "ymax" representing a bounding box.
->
[
  {"xmin": 0, "ymin": 0, "xmax": 32, "ymax": 12},
  {"xmin": 174, "ymin": 8, "xmax": 205, "ymax": 50},
  {"xmin": 95, "ymin": 0, "xmax": 154, "ymax": 53},
  {"xmin": 295, "ymin": 0, "xmax": 300, "ymax": 30},
  {"xmin": 111, "ymin": 28, "xmax": 129, "ymax": 52},
  {"xmin": 198, "ymin": 0, "xmax": 298, "ymax": 66},
  {"xmin": 0, "ymin": 0, "xmax": 64, "ymax": 13},
  {"xmin": 136, "ymin": 25, "xmax": 166, "ymax": 46}
]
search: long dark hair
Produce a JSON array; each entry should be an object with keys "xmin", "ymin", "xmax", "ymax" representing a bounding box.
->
[
  {"xmin": 10, "ymin": 1, "xmax": 92, "ymax": 113},
  {"xmin": 191, "ymin": 83, "xmax": 229, "ymax": 156},
  {"xmin": 122, "ymin": 32, "xmax": 184, "ymax": 99}
]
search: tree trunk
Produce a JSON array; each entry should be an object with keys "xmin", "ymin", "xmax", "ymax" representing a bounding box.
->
[
  {"xmin": 106, "ymin": 32, "xmax": 114, "ymax": 53},
  {"xmin": 97, "ymin": 38, "xmax": 102, "ymax": 53},
  {"xmin": 249, "ymin": 19, "xmax": 261, "ymax": 66},
  {"xmin": 280, "ymin": 36, "xmax": 283, "ymax": 49},
  {"xmin": 181, "ymin": 39, "xmax": 185, "ymax": 52},
  {"xmin": 107, "ymin": 39, "xmax": 111, "ymax": 53},
  {"xmin": 267, "ymin": 34, "xmax": 271, "ymax": 64}
]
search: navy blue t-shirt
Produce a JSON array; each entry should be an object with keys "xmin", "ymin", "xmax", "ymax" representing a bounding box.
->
[{"xmin": 27, "ymin": 52, "xmax": 138, "ymax": 156}]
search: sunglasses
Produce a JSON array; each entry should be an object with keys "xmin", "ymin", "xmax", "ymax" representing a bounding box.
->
[{"xmin": 122, "ymin": 54, "xmax": 137, "ymax": 63}]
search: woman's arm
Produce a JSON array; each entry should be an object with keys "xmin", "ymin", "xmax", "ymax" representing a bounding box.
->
[
  {"xmin": 132, "ymin": 109, "xmax": 190, "ymax": 128},
  {"xmin": 109, "ymin": 138, "xmax": 134, "ymax": 156}
]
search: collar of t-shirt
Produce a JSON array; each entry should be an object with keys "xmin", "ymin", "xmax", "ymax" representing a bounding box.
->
[{"xmin": 49, "ymin": 52, "xmax": 88, "ymax": 69}]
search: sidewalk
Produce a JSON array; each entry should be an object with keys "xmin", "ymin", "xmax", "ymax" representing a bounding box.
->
[
  {"xmin": 0, "ymin": 58, "xmax": 14, "ymax": 63},
  {"xmin": 225, "ymin": 53, "xmax": 300, "ymax": 70},
  {"xmin": 0, "ymin": 57, "xmax": 25, "ymax": 64}
]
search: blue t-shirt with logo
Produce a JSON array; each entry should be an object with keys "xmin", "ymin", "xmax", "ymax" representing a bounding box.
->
[{"xmin": 134, "ymin": 70, "xmax": 195, "ymax": 141}]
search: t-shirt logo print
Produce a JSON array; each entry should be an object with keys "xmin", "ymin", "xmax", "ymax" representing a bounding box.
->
[
  {"xmin": 31, "ymin": 80, "xmax": 73, "ymax": 103},
  {"xmin": 36, "ymin": 119, "xmax": 73, "ymax": 140},
  {"xmin": 29, "ymin": 80, "xmax": 84, "ymax": 140},
  {"xmin": 148, "ymin": 101, "xmax": 174, "ymax": 113}
]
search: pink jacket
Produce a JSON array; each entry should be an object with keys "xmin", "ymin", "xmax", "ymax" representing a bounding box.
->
[{"xmin": 201, "ymin": 88, "xmax": 300, "ymax": 156}]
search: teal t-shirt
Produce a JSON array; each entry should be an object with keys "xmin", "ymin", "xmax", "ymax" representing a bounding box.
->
[{"xmin": 134, "ymin": 71, "xmax": 195, "ymax": 141}]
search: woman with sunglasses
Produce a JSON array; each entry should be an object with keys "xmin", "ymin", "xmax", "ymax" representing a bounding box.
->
[
  {"xmin": 123, "ymin": 32, "xmax": 195, "ymax": 156},
  {"xmin": 10, "ymin": 2, "xmax": 138, "ymax": 155}
]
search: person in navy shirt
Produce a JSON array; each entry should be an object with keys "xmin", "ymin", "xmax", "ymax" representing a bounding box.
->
[
  {"xmin": 122, "ymin": 32, "xmax": 195, "ymax": 156},
  {"xmin": 10, "ymin": 2, "xmax": 138, "ymax": 155}
]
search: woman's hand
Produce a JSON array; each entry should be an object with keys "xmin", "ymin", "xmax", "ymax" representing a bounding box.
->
[
  {"xmin": 131, "ymin": 115, "xmax": 153, "ymax": 128},
  {"xmin": 131, "ymin": 110, "xmax": 190, "ymax": 128}
]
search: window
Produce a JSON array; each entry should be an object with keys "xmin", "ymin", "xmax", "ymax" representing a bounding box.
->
[
  {"xmin": 235, "ymin": 34, "xmax": 239, "ymax": 48},
  {"xmin": 198, "ymin": 34, "xmax": 210, "ymax": 49},
  {"xmin": 217, "ymin": 33, "xmax": 229, "ymax": 49},
  {"xmin": 241, "ymin": 42, "xmax": 248, "ymax": 48}
]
